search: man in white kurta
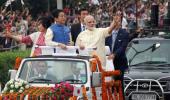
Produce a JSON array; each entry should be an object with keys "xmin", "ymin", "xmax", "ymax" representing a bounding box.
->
[
  {"xmin": 76, "ymin": 15, "xmax": 120, "ymax": 68},
  {"xmin": 76, "ymin": 28, "xmax": 110, "ymax": 67}
]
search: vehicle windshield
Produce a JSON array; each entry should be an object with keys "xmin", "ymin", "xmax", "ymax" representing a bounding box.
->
[
  {"xmin": 18, "ymin": 59, "xmax": 87, "ymax": 84},
  {"xmin": 127, "ymin": 40, "xmax": 170, "ymax": 67}
]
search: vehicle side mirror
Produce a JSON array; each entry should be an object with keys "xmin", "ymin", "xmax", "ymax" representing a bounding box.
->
[
  {"xmin": 8, "ymin": 70, "xmax": 17, "ymax": 79},
  {"xmin": 91, "ymin": 72, "xmax": 102, "ymax": 87}
]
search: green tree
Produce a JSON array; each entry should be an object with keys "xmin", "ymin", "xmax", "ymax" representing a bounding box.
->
[{"xmin": 0, "ymin": 50, "xmax": 30, "ymax": 89}]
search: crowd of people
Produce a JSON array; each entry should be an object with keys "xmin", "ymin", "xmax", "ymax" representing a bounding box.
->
[
  {"xmin": 0, "ymin": 0, "xmax": 169, "ymax": 50},
  {"xmin": 0, "ymin": 8, "xmax": 51, "ymax": 50}
]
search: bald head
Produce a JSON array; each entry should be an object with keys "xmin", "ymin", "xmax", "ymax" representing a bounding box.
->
[{"xmin": 84, "ymin": 15, "xmax": 96, "ymax": 31}]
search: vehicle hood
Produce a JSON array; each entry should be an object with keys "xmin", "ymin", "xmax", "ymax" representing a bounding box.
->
[{"xmin": 125, "ymin": 66, "xmax": 170, "ymax": 80}]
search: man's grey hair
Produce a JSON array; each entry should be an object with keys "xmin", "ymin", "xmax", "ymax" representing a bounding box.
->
[{"xmin": 84, "ymin": 15, "xmax": 96, "ymax": 24}]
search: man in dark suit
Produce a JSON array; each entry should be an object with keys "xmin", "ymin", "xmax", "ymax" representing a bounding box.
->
[
  {"xmin": 106, "ymin": 16, "xmax": 129, "ymax": 100},
  {"xmin": 71, "ymin": 8, "xmax": 88, "ymax": 44}
]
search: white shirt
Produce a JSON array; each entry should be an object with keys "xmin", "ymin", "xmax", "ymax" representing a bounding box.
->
[
  {"xmin": 38, "ymin": 74, "xmax": 47, "ymax": 78},
  {"xmin": 81, "ymin": 23, "xmax": 86, "ymax": 31},
  {"xmin": 73, "ymin": 74, "xmax": 81, "ymax": 80},
  {"xmin": 122, "ymin": 17, "xmax": 128, "ymax": 29},
  {"xmin": 111, "ymin": 30, "xmax": 118, "ymax": 51},
  {"xmin": 45, "ymin": 27, "xmax": 72, "ymax": 46},
  {"xmin": 45, "ymin": 28, "xmax": 59, "ymax": 46}
]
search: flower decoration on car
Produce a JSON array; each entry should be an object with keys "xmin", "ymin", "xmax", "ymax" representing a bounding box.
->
[
  {"xmin": 2, "ymin": 79, "xmax": 30, "ymax": 94},
  {"xmin": 49, "ymin": 82, "xmax": 74, "ymax": 100}
]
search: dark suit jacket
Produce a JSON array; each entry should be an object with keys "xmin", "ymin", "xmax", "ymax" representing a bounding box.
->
[
  {"xmin": 71, "ymin": 23, "xmax": 81, "ymax": 44},
  {"xmin": 105, "ymin": 28, "xmax": 129, "ymax": 71},
  {"xmin": 0, "ymin": 37, "xmax": 12, "ymax": 48}
]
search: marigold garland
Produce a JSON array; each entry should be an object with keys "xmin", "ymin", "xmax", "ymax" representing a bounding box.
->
[
  {"xmin": 92, "ymin": 54, "xmax": 123, "ymax": 100},
  {"xmin": 82, "ymin": 85, "xmax": 88, "ymax": 100},
  {"xmin": 14, "ymin": 57, "xmax": 22, "ymax": 70},
  {"xmin": 114, "ymin": 86, "xmax": 119, "ymax": 100},
  {"xmin": 1, "ymin": 87, "xmax": 54, "ymax": 100},
  {"xmin": 91, "ymin": 87, "xmax": 97, "ymax": 100},
  {"xmin": 70, "ymin": 96, "xmax": 77, "ymax": 100},
  {"xmin": 101, "ymin": 71, "xmax": 108, "ymax": 100},
  {"xmin": 118, "ymin": 81, "xmax": 123, "ymax": 100},
  {"xmin": 108, "ymin": 87, "xmax": 113, "ymax": 100},
  {"xmin": 90, "ymin": 60, "xmax": 97, "ymax": 72}
]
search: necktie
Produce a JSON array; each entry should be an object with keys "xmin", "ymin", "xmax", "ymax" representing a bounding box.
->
[
  {"xmin": 112, "ymin": 31, "xmax": 118, "ymax": 51},
  {"xmin": 82, "ymin": 25, "xmax": 85, "ymax": 31}
]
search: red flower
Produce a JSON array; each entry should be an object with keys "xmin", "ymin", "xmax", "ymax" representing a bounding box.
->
[
  {"xmin": 49, "ymin": 82, "xmax": 74, "ymax": 99},
  {"xmin": 60, "ymin": 88, "xmax": 65, "ymax": 94}
]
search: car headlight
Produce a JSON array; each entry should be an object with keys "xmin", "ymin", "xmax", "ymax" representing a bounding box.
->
[{"xmin": 166, "ymin": 81, "xmax": 170, "ymax": 91}]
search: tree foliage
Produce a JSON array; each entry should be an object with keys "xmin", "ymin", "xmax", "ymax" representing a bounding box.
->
[{"xmin": 0, "ymin": 50, "xmax": 30, "ymax": 89}]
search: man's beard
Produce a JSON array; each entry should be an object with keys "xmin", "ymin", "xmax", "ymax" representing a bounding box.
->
[{"xmin": 86, "ymin": 26, "xmax": 95, "ymax": 31}]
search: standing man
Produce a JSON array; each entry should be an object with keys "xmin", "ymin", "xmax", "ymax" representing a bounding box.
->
[
  {"xmin": 107, "ymin": 15, "xmax": 129, "ymax": 100},
  {"xmin": 45, "ymin": 9, "xmax": 72, "ymax": 49},
  {"xmin": 76, "ymin": 15, "xmax": 119, "ymax": 68},
  {"xmin": 71, "ymin": 9, "xmax": 88, "ymax": 44}
]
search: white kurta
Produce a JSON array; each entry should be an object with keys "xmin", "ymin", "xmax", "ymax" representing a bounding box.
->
[{"xmin": 76, "ymin": 27, "xmax": 110, "ymax": 68}]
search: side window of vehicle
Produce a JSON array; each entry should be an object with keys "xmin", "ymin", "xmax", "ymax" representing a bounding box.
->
[{"xmin": 19, "ymin": 61, "xmax": 29, "ymax": 80}]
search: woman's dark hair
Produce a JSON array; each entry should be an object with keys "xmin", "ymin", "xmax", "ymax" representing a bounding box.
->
[
  {"xmin": 38, "ymin": 16, "xmax": 52, "ymax": 29},
  {"xmin": 51, "ymin": 9, "xmax": 64, "ymax": 18}
]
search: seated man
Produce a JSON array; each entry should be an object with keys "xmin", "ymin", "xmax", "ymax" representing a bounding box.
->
[
  {"xmin": 30, "ymin": 61, "xmax": 57, "ymax": 82},
  {"xmin": 64, "ymin": 62, "xmax": 86, "ymax": 83}
]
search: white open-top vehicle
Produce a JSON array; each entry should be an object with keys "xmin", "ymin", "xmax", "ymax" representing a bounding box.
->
[{"xmin": 1, "ymin": 46, "xmax": 122, "ymax": 100}]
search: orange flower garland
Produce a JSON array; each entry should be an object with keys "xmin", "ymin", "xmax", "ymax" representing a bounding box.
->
[
  {"xmin": 90, "ymin": 60, "xmax": 97, "ymax": 72},
  {"xmin": 91, "ymin": 87, "xmax": 97, "ymax": 100},
  {"xmin": 1, "ymin": 87, "xmax": 53, "ymax": 99},
  {"xmin": 107, "ymin": 87, "xmax": 113, "ymax": 100},
  {"xmin": 70, "ymin": 96, "xmax": 77, "ymax": 100},
  {"xmin": 92, "ymin": 54, "xmax": 123, "ymax": 100},
  {"xmin": 14, "ymin": 57, "xmax": 22, "ymax": 70},
  {"xmin": 1, "ymin": 85, "xmax": 81, "ymax": 100},
  {"xmin": 114, "ymin": 86, "xmax": 119, "ymax": 100},
  {"xmin": 118, "ymin": 81, "xmax": 123, "ymax": 100},
  {"xmin": 0, "ymin": 96, "xmax": 2, "ymax": 100},
  {"xmin": 82, "ymin": 85, "xmax": 88, "ymax": 100}
]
